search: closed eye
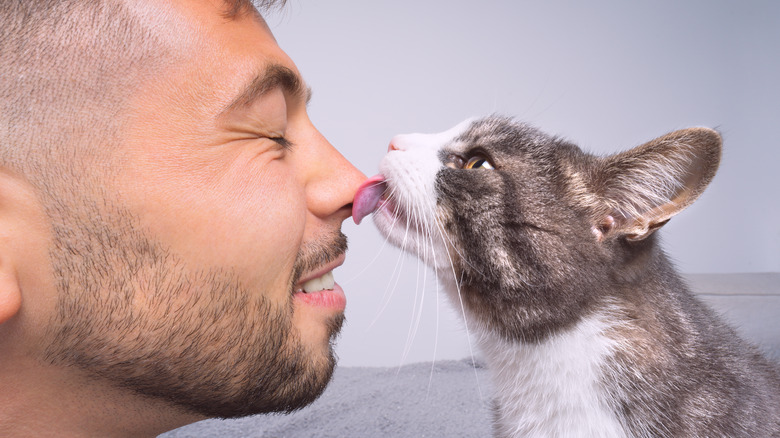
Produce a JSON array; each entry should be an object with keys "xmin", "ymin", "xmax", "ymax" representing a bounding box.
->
[{"xmin": 270, "ymin": 136, "xmax": 293, "ymax": 150}]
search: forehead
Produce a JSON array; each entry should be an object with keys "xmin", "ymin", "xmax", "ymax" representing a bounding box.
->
[
  {"xmin": 173, "ymin": 0, "xmax": 292, "ymax": 69},
  {"xmin": 124, "ymin": 0, "xmax": 302, "ymax": 124},
  {"xmin": 123, "ymin": 0, "xmax": 266, "ymax": 44}
]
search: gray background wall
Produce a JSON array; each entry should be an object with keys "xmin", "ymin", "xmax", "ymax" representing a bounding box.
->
[{"xmin": 267, "ymin": 1, "xmax": 780, "ymax": 367}]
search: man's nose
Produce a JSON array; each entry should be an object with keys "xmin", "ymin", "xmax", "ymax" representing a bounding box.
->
[{"xmin": 306, "ymin": 139, "xmax": 366, "ymax": 221}]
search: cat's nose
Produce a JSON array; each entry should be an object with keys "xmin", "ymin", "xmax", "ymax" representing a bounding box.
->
[
  {"xmin": 388, "ymin": 138, "xmax": 402, "ymax": 152},
  {"xmin": 388, "ymin": 134, "xmax": 413, "ymax": 152}
]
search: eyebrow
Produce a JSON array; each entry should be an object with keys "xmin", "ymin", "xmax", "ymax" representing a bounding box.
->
[{"xmin": 222, "ymin": 64, "xmax": 312, "ymax": 113}]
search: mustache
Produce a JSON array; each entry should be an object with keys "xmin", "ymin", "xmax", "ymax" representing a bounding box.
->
[{"xmin": 289, "ymin": 231, "xmax": 348, "ymax": 289}]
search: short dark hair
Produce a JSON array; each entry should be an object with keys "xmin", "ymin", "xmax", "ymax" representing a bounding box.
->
[
  {"xmin": 0, "ymin": 0, "xmax": 286, "ymax": 196},
  {"xmin": 0, "ymin": 1, "xmax": 160, "ymax": 185}
]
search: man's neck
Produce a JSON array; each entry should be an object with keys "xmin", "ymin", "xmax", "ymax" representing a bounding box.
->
[{"xmin": 0, "ymin": 355, "xmax": 202, "ymax": 437}]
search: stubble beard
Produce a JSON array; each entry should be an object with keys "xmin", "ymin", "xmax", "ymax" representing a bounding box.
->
[{"xmin": 41, "ymin": 198, "xmax": 347, "ymax": 418}]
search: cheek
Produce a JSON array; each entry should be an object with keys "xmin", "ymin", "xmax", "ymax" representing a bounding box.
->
[
  {"xmin": 121, "ymin": 154, "xmax": 308, "ymax": 302},
  {"xmin": 207, "ymin": 161, "xmax": 307, "ymax": 293}
]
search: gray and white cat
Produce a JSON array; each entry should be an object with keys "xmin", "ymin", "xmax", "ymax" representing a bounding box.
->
[{"xmin": 353, "ymin": 116, "xmax": 780, "ymax": 437}]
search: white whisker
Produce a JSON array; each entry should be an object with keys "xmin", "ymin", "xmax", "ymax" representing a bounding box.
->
[
  {"xmin": 341, "ymin": 228, "xmax": 392, "ymax": 286},
  {"xmin": 401, "ymin": 189, "xmax": 433, "ymax": 366},
  {"xmin": 367, "ymin": 191, "xmax": 410, "ymax": 331},
  {"xmin": 430, "ymin": 208, "xmax": 485, "ymax": 401},
  {"xmin": 425, "ymin": 206, "xmax": 441, "ymax": 398}
]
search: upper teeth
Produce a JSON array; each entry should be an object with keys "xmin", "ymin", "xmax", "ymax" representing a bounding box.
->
[{"xmin": 300, "ymin": 271, "xmax": 335, "ymax": 293}]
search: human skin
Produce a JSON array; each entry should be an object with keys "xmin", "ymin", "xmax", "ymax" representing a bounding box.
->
[{"xmin": 0, "ymin": 0, "xmax": 365, "ymax": 436}]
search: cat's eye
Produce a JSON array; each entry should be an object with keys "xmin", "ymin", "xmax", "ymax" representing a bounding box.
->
[{"xmin": 464, "ymin": 155, "xmax": 494, "ymax": 170}]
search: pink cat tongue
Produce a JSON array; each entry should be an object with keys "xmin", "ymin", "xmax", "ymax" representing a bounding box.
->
[{"xmin": 352, "ymin": 175, "xmax": 387, "ymax": 225}]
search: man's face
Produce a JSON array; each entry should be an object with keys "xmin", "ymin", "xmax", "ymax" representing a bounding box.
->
[{"xmin": 40, "ymin": 0, "xmax": 364, "ymax": 418}]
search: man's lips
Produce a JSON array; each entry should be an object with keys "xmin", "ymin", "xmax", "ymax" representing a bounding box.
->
[
  {"xmin": 294, "ymin": 283, "xmax": 346, "ymax": 310},
  {"xmin": 294, "ymin": 253, "xmax": 346, "ymax": 292},
  {"xmin": 293, "ymin": 251, "xmax": 347, "ymax": 310}
]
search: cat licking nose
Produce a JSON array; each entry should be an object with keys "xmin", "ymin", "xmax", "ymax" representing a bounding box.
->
[
  {"xmin": 352, "ymin": 175, "xmax": 386, "ymax": 225},
  {"xmin": 358, "ymin": 116, "xmax": 780, "ymax": 438}
]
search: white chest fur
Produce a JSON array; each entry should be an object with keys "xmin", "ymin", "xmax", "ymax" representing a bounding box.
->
[{"xmin": 477, "ymin": 312, "xmax": 627, "ymax": 438}]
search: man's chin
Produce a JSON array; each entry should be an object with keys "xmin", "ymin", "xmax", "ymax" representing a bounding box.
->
[
  {"xmin": 213, "ymin": 313, "xmax": 345, "ymax": 418},
  {"xmin": 325, "ymin": 312, "xmax": 345, "ymax": 348},
  {"xmin": 292, "ymin": 289, "xmax": 347, "ymax": 344}
]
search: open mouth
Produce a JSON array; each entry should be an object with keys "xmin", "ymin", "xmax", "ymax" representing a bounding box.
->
[
  {"xmin": 295, "ymin": 270, "xmax": 335, "ymax": 294},
  {"xmin": 292, "ymin": 253, "xmax": 347, "ymax": 310},
  {"xmin": 294, "ymin": 252, "xmax": 346, "ymax": 293}
]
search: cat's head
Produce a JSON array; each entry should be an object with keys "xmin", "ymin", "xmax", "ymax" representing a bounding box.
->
[{"xmin": 354, "ymin": 116, "xmax": 721, "ymax": 341}]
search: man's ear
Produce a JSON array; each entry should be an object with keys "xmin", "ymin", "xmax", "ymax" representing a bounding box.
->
[
  {"xmin": 0, "ymin": 258, "xmax": 21, "ymax": 324},
  {"xmin": 589, "ymin": 127, "xmax": 722, "ymax": 241},
  {"xmin": 0, "ymin": 169, "xmax": 36, "ymax": 325}
]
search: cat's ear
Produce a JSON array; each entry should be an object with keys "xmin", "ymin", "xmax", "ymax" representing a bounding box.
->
[{"xmin": 589, "ymin": 127, "xmax": 721, "ymax": 242}]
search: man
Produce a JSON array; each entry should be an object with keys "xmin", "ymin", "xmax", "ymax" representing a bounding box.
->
[{"xmin": 0, "ymin": 0, "xmax": 365, "ymax": 435}]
